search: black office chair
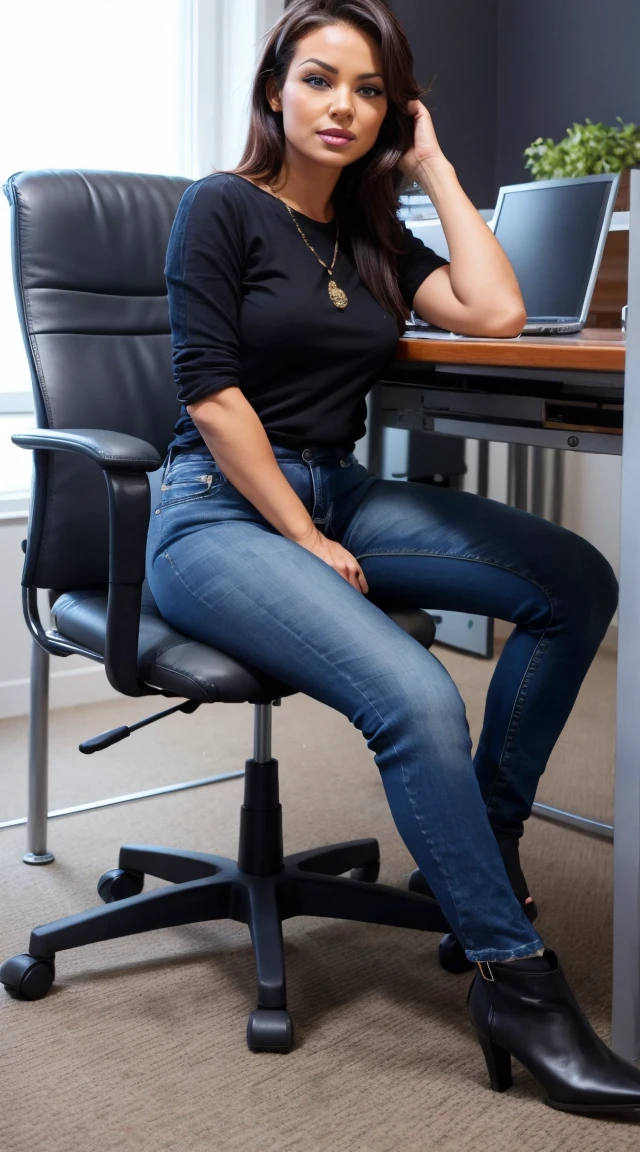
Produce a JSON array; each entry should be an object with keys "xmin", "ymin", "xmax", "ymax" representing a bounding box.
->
[{"xmin": 0, "ymin": 170, "xmax": 449, "ymax": 1052}]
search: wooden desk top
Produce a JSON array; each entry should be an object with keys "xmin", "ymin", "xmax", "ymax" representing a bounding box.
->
[{"xmin": 397, "ymin": 327, "xmax": 625, "ymax": 373}]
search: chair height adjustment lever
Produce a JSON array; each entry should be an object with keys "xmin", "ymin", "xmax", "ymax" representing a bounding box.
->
[{"xmin": 78, "ymin": 700, "xmax": 200, "ymax": 754}]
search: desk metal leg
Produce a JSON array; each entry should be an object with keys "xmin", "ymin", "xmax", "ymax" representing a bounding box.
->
[
  {"xmin": 530, "ymin": 446, "xmax": 545, "ymax": 516},
  {"xmin": 476, "ymin": 440, "xmax": 489, "ymax": 498},
  {"xmin": 366, "ymin": 382, "xmax": 385, "ymax": 475},
  {"xmin": 24, "ymin": 639, "xmax": 54, "ymax": 865},
  {"xmin": 611, "ymin": 166, "xmax": 640, "ymax": 1059},
  {"xmin": 551, "ymin": 450, "xmax": 565, "ymax": 525},
  {"xmin": 507, "ymin": 443, "xmax": 528, "ymax": 508}
]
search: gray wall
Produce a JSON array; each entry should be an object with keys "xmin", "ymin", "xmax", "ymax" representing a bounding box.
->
[
  {"xmin": 496, "ymin": 0, "xmax": 640, "ymax": 188},
  {"xmin": 391, "ymin": 0, "xmax": 640, "ymax": 206},
  {"xmin": 390, "ymin": 0, "xmax": 499, "ymax": 208}
]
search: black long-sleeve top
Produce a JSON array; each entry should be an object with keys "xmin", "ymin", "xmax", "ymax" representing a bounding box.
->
[{"xmin": 166, "ymin": 172, "xmax": 449, "ymax": 453}]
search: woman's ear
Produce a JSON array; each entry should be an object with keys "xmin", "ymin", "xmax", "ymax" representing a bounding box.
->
[{"xmin": 265, "ymin": 77, "xmax": 282, "ymax": 114}]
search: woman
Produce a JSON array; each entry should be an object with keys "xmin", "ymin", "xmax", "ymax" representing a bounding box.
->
[{"xmin": 147, "ymin": 0, "xmax": 640, "ymax": 1114}]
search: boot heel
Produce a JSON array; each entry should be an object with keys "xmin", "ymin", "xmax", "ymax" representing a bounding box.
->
[{"xmin": 476, "ymin": 1032, "xmax": 513, "ymax": 1092}]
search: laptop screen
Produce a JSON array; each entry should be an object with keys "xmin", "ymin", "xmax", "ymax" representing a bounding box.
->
[{"xmin": 492, "ymin": 180, "xmax": 613, "ymax": 319}]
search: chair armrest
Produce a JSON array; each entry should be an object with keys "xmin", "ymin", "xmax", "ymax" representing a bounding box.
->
[
  {"xmin": 12, "ymin": 428, "xmax": 162, "ymax": 472},
  {"xmin": 104, "ymin": 470, "xmax": 156, "ymax": 695},
  {"xmin": 15, "ymin": 427, "xmax": 163, "ymax": 697}
]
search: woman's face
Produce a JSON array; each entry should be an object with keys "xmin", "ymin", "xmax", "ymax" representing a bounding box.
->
[{"xmin": 267, "ymin": 22, "xmax": 389, "ymax": 171}]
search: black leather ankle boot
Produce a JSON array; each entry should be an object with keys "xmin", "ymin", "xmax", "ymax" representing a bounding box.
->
[{"xmin": 467, "ymin": 949, "xmax": 640, "ymax": 1114}]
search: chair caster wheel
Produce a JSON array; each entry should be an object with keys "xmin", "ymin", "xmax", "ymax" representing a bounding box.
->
[
  {"xmin": 438, "ymin": 933, "xmax": 475, "ymax": 974},
  {"xmin": 0, "ymin": 953, "xmax": 55, "ymax": 1000},
  {"xmin": 408, "ymin": 867, "xmax": 432, "ymax": 895},
  {"xmin": 97, "ymin": 868, "xmax": 144, "ymax": 903},
  {"xmin": 246, "ymin": 1008, "xmax": 294, "ymax": 1053},
  {"xmin": 350, "ymin": 858, "xmax": 380, "ymax": 883}
]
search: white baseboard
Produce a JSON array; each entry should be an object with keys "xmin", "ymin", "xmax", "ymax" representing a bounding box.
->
[
  {"xmin": 494, "ymin": 619, "xmax": 618, "ymax": 653},
  {"xmin": 0, "ymin": 663, "xmax": 121, "ymax": 720}
]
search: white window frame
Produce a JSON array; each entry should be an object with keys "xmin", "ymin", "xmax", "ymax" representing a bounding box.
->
[{"xmin": 182, "ymin": 0, "xmax": 284, "ymax": 178}]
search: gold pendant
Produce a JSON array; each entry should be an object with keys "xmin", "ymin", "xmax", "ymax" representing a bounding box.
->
[{"xmin": 328, "ymin": 280, "xmax": 348, "ymax": 309}]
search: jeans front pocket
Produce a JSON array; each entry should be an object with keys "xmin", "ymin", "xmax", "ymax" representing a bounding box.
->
[{"xmin": 159, "ymin": 455, "xmax": 227, "ymax": 509}]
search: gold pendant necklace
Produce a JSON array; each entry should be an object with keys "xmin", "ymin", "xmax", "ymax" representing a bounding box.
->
[{"xmin": 268, "ymin": 185, "xmax": 349, "ymax": 310}]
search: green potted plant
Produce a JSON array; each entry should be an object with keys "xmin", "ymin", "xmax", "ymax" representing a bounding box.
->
[{"xmin": 523, "ymin": 116, "xmax": 640, "ymax": 210}]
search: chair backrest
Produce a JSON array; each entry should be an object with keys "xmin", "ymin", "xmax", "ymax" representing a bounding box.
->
[{"xmin": 5, "ymin": 169, "xmax": 193, "ymax": 591}]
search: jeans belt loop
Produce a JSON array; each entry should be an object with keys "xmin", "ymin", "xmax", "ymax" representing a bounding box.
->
[
  {"xmin": 478, "ymin": 961, "xmax": 495, "ymax": 982},
  {"xmin": 164, "ymin": 444, "xmax": 175, "ymax": 478}
]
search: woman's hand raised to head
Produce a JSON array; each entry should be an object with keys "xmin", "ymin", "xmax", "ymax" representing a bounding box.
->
[
  {"xmin": 293, "ymin": 526, "xmax": 369, "ymax": 595},
  {"xmin": 396, "ymin": 98, "xmax": 447, "ymax": 181}
]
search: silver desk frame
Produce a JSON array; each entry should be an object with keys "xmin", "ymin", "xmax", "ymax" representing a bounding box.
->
[
  {"xmin": 370, "ymin": 168, "xmax": 639, "ymax": 1059},
  {"xmin": 613, "ymin": 168, "xmax": 640, "ymax": 1060}
]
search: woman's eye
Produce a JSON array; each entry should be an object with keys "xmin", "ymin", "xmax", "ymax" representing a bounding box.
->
[{"xmin": 304, "ymin": 75, "xmax": 384, "ymax": 98}]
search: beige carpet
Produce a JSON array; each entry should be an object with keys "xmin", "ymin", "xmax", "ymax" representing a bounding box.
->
[{"xmin": 1, "ymin": 638, "xmax": 638, "ymax": 1152}]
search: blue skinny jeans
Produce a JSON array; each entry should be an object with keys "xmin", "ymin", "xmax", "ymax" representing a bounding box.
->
[{"xmin": 146, "ymin": 441, "xmax": 618, "ymax": 963}]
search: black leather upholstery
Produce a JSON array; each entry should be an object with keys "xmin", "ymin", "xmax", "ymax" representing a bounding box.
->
[
  {"xmin": 5, "ymin": 169, "xmax": 190, "ymax": 591},
  {"xmin": 12, "ymin": 428, "xmax": 162, "ymax": 472},
  {"xmin": 6, "ymin": 169, "xmax": 436, "ymax": 704},
  {"xmin": 52, "ymin": 589, "xmax": 299, "ymax": 704}
]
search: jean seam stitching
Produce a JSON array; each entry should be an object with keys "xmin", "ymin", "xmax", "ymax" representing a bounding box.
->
[
  {"xmin": 398, "ymin": 756, "xmax": 475, "ymax": 948},
  {"xmin": 306, "ymin": 460, "xmax": 325, "ymax": 524},
  {"xmin": 354, "ymin": 549, "xmax": 555, "ymax": 600}
]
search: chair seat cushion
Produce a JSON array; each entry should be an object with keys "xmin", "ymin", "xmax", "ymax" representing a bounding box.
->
[
  {"xmin": 51, "ymin": 591, "xmax": 436, "ymax": 704},
  {"xmin": 51, "ymin": 590, "xmax": 299, "ymax": 703}
]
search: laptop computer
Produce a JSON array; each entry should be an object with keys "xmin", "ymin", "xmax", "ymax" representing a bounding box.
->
[{"xmin": 406, "ymin": 172, "xmax": 620, "ymax": 338}]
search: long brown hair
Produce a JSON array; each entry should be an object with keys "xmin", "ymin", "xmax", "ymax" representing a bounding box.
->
[{"xmin": 214, "ymin": 0, "xmax": 435, "ymax": 335}]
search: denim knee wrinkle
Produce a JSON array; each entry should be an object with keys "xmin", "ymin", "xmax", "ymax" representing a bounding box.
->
[{"xmin": 145, "ymin": 442, "xmax": 618, "ymax": 963}]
